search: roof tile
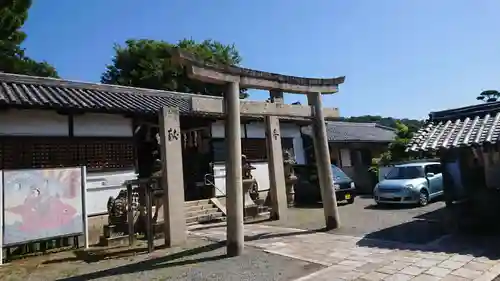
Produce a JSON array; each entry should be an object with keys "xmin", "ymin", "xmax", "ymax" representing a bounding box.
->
[
  {"xmin": 303, "ymin": 121, "xmax": 396, "ymax": 142},
  {"xmin": 408, "ymin": 112, "xmax": 500, "ymax": 151},
  {"xmin": 0, "ymin": 78, "xmax": 192, "ymax": 114}
]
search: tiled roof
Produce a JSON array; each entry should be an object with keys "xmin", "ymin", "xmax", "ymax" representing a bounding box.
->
[
  {"xmin": 408, "ymin": 101, "xmax": 500, "ymax": 151},
  {"xmin": 0, "ymin": 73, "xmax": 339, "ymax": 122},
  {"xmin": 302, "ymin": 121, "xmax": 396, "ymax": 142},
  {"xmin": 408, "ymin": 113, "xmax": 500, "ymax": 151},
  {"xmin": 0, "ymin": 73, "xmax": 196, "ymax": 115}
]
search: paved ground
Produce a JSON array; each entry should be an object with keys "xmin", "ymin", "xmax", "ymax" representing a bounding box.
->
[
  {"xmin": 191, "ymin": 224, "xmax": 500, "ymax": 281},
  {"xmin": 264, "ymin": 196, "xmax": 448, "ymax": 244},
  {"xmin": 3, "ymin": 196, "xmax": 499, "ymax": 280},
  {"xmin": 0, "ymin": 236, "xmax": 322, "ymax": 281}
]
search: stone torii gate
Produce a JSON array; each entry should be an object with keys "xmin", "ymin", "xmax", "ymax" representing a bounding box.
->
[{"xmin": 159, "ymin": 49, "xmax": 345, "ymax": 256}]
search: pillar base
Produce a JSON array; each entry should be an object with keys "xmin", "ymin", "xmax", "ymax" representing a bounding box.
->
[
  {"xmin": 227, "ymin": 241, "xmax": 244, "ymax": 257},
  {"xmin": 324, "ymin": 215, "xmax": 340, "ymax": 230}
]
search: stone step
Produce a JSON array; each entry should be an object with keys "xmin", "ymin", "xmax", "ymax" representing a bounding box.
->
[
  {"xmin": 184, "ymin": 203, "xmax": 216, "ymax": 212},
  {"xmin": 184, "ymin": 199, "xmax": 212, "ymax": 207},
  {"xmin": 186, "ymin": 207, "xmax": 220, "ymax": 217},
  {"xmin": 186, "ymin": 212, "xmax": 223, "ymax": 224}
]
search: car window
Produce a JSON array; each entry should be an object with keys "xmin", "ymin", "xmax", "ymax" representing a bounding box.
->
[
  {"xmin": 331, "ymin": 165, "xmax": 351, "ymax": 181},
  {"xmin": 425, "ymin": 164, "xmax": 442, "ymax": 175},
  {"xmin": 385, "ymin": 166, "xmax": 424, "ymax": 180}
]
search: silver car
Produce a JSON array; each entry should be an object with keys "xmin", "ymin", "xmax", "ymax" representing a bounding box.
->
[{"xmin": 373, "ymin": 162, "xmax": 443, "ymax": 206}]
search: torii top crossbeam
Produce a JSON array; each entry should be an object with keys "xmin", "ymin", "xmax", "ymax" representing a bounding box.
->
[{"xmin": 171, "ymin": 48, "xmax": 345, "ymax": 118}]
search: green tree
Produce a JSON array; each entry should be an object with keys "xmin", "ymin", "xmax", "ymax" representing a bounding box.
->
[
  {"xmin": 476, "ymin": 90, "xmax": 500, "ymax": 103},
  {"xmin": 101, "ymin": 39, "xmax": 248, "ymax": 98},
  {"xmin": 0, "ymin": 0, "xmax": 58, "ymax": 77},
  {"xmin": 372, "ymin": 121, "xmax": 414, "ymax": 166},
  {"xmin": 333, "ymin": 115, "xmax": 424, "ymax": 133}
]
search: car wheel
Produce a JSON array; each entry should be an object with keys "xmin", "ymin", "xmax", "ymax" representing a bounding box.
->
[{"xmin": 419, "ymin": 189, "xmax": 429, "ymax": 206}]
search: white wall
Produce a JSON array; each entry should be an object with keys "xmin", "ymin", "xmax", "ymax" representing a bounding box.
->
[
  {"xmin": 211, "ymin": 121, "xmax": 305, "ymax": 164},
  {"xmin": 0, "ymin": 109, "xmax": 134, "ymax": 138},
  {"xmin": 0, "ymin": 109, "xmax": 68, "ymax": 136},
  {"xmin": 86, "ymin": 170, "xmax": 137, "ymax": 215},
  {"xmin": 213, "ymin": 161, "xmax": 270, "ymax": 196},
  {"xmin": 73, "ymin": 113, "xmax": 133, "ymax": 137}
]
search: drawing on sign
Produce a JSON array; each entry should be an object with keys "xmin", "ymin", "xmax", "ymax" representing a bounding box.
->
[
  {"xmin": 167, "ymin": 128, "xmax": 180, "ymax": 142},
  {"xmin": 3, "ymin": 168, "xmax": 83, "ymax": 246},
  {"xmin": 272, "ymin": 128, "xmax": 280, "ymax": 140}
]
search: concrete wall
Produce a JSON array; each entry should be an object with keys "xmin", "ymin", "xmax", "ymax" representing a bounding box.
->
[
  {"xmin": 213, "ymin": 161, "xmax": 270, "ymax": 196},
  {"xmin": 86, "ymin": 170, "xmax": 137, "ymax": 215},
  {"xmin": 73, "ymin": 113, "xmax": 133, "ymax": 137},
  {"xmin": 0, "ymin": 109, "xmax": 69, "ymax": 136},
  {"xmin": 210, "ymin": 120, "xmax": 305, "ymax": 197}
]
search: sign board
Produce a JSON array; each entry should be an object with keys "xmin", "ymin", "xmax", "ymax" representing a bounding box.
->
[{"xmin": 2, "ymin": 167, "xmax": 88, "ymax": 249}]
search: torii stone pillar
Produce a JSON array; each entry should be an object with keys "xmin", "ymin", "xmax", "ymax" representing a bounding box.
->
[
  {"xmin": 265, "ymin": 115, "xmax": 288, "ymax": 220},
  {"xmin": 307, "ymin": 93, "xmax": 340, "ymax": 229},
  {"xmin": 171, "ymin": 47, "xmax": 345, "ymax": 255},
  {"xmin": 225, "ymin": 81, "xmax": 244, "ymax": 256},
  {"xmin": 266, "ymin": 90, "xmax": 288, "ymax": 220},
  {"xmin": 159, "ymin": 107, "xmax": 186, "ymax": 246}
]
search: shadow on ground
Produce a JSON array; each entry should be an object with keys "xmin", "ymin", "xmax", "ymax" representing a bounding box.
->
[
  {"xmin": 50, "ymin": 230, "xmax": 318, "ymax": 281},
  {"xmin": 293, "ymin": 201, "xmax": 351, "ymax": 209},
  {"xmin": 363, "ymin": 203, "xmax": 419, "ymax": 210},
  {"xmin": 357, "ymin": 206, "xmax": 500, "ymax": 260}
]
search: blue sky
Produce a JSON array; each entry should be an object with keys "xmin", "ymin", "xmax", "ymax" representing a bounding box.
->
[{"xmin": 22, "ymin": 0, "xmax": 500, "ymax": 119}]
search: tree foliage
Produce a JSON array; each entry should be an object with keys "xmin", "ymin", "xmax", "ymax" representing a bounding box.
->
[
  {"xmin": 476, "ymin": 90, "xmax": 500, "ymax": 103},
  {"xmin": 370, "ymin": 121, "xmax": 415, "ymax": 169},
  {"xmin": 101, "ymin": 38, "xmax": 248, "ymax": 98},
  {"xmin": 334, "ymin": 115, "xmax": 424, "ymax": 133},
  {"xmin": 0, "ymin": 0, "xmax": 58, "ymax": 77}
]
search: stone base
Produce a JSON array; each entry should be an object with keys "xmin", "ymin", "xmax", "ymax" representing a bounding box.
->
[
  {"xmin": 244, "ymin": 205, "xmax": 270, "ymax": 220},
  {"xmin": 99, "ymin": 235, "xmax": 132, "ymax": 247},
  {"xmin": 103, "ymin": 224, "xmax": 130, "ymax": 238}
]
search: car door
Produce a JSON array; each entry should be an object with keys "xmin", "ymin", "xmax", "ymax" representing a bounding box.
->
[{"xmin": 425, "ymin": 164, "xmax": 443, "ymax": 196}]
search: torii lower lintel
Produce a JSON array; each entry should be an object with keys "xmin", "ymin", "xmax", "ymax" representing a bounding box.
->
[{"xmin": 190, "ymin": 97, "xmax": 340, "ymax": 119}]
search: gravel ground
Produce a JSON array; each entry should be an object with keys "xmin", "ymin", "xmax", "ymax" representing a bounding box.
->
[
  {"xmin": 0, "ymin": 235, "xmax": 323, "ymax": 281},
  {"xmin": 264, "ymin": 196, "xmax": 448, "ymax": 244}
]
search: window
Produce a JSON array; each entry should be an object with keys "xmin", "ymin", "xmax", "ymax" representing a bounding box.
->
[
  {"xmin": 0, "ymin": 137, "xmax": 135, "ymax": 171},
  {"xmin": 425, "ymin": 164, "xmax": 442, "ymax": 175},
  {"xmin": 385, "ymin": 166, "xmax": 424, "ymax": 180}
]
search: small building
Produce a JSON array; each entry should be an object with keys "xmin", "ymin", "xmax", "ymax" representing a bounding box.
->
[
  {"xmin": 302, "ymin": 121, "xmax": 396, "ymax": 193},
  {"xmin": 0, "ymin": 72, "xmax": 342, "ymax": 240},
  {"xmin": 408, "ymin": 101, "xmax": 500, "ymax": 229}
]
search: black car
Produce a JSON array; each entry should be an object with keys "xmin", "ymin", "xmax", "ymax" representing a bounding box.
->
[{"xmin": 293, "ymin": 164, "xmax": 356, "ymax": 205}]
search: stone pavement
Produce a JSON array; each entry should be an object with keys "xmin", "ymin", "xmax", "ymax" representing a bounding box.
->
[{"xmin": 190, "ymin": 224, "xmax": 500, "ymax": 281}]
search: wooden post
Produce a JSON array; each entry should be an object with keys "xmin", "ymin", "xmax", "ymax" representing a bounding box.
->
[
  {"xmin": 127, "ymin": 183, "xmax": 135, "ymax": 246},
  {"xmin": 145, "ymin": 182, "xmax": 154, "ymax": 253}
]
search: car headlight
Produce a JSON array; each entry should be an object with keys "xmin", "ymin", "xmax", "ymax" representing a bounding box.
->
[
  {"xmin": 404, "ymin": 184, "xmax": 414, "ymax": 192},
  {"xmin": 350, "ymin": 182, "xmax": 355, "ymax": 189}
]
